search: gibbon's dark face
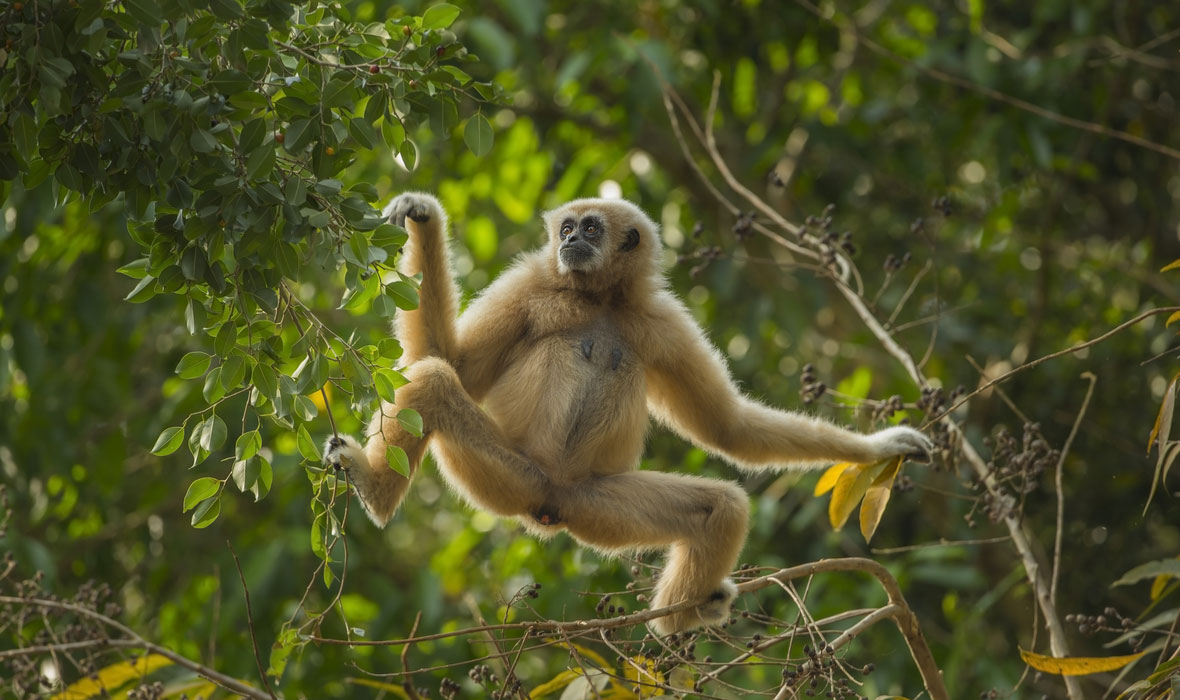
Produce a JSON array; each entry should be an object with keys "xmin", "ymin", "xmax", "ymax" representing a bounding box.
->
[
  {"xmin": 544, "ymin": 198, "xmax": 657, "ymax": 280},
  {"xmin": 557, "ymin": 214, "xmax": 606, "ymax": 272}
]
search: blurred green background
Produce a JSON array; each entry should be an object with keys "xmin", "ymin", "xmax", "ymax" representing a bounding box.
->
[{"xmin": 3, "ymin": 0, "xmax": 1180, "ymax": 697}]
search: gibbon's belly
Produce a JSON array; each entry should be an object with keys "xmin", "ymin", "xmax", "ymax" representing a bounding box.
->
[{"xmin": 484, "ymin": 325, "xmax": 647, "ymax": 481}]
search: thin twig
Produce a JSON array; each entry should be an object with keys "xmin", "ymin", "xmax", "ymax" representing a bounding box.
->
[
  {"xmin": 928, "ymin": 307, "xmax": 1178, "ymax": 427},
  {"xmin": 872, "ymin": 536, "xmax": 1011, "ymax": 555},
  {"xmin": 1051, "ymin": 372, "xmax": 1097, "ymax": 607},
  {"xmin": 228, "ymin": 541, "xmax": 279, "ymax": 700},
  {"xmin": 401, "ymin": 612, "xmax": 423, "ymax": 700}
]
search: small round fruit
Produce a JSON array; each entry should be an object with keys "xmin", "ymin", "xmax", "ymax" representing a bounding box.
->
[
  {"xmin": 402, "ymin": 25, "xmax": 412, "ymax": 37},
  {"xmin": 275, "ymin": 133, "xmax": 285, "ymax": 144},
  {"xmin": 325, "ymin": 146, "xmax": 335, "ymax": 156},
  {"xmin": 435, "ymin": 46, "xmax": 445, "ymax": 57},
  {"xmin": 369, "ymin": 64, "xmax": 379, "ymax": 74}
]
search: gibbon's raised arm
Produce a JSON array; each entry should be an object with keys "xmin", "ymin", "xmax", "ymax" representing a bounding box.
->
[
  {"xmin": 644, "ymin": 294, "xmax": 931, "ymax": 468},
  {"xmin": 449, "ymin": 259, "xmax": 538, "ymax": 400},
  {"xmin": 387, "ymin": 193, "xmax": 460, "ymax": 364}
]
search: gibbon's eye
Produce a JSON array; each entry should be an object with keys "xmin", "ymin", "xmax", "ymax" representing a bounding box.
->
[
  {"xmin": 586, "ymin": 224, "xmax": 597, "ymax": 234},
  {"xmin": 560, "ymin": 224, "xmax": 573, "ymax": 238}
]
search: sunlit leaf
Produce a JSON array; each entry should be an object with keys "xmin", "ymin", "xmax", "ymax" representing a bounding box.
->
[
  {"xmin": 151, "ymin": 426, "xmax": 184, "ymax": 455},
  {"xmin": 815, "ymin": 462, "xmax": 853, "ymax": 496},
  {"xmin": 421, "ymin": 3, "xmax": 461, "ymax": 29},
  {"xmin": 48, "ymin": 653, "xmax": 172, "ymax": 700},
  {"xmin": 183, "ymin": 477, "xmax": 220, "ymax": 512},
  {"xmin": 829, "ymin": 461, "xmax": 885, "ymax": 529},
  {"xmin": 387, "ymin": 445, "xmax": 410, "ymax": 477},
  {"xmin": 1019, "ymin": 648, "xmax": 1146, "ymax": 675},
  {"xmin": 860, "ymin": 456, "xmax": 903, "ymax": 542}
]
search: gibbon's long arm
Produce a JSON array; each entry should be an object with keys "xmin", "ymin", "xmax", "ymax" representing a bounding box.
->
[
  {"xmin": 448, "ymin": 261, "xmax": 536, "ymax": 400},
  {"xmin": 388, "ymin": 193, "xmax": 460, "ymax": 364},
  {"xmin": 644, "ymin": 294, "xmax": 931, "ymax": 468}
]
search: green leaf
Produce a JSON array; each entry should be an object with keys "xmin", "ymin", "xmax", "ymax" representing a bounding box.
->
[
  {"xmin": 183, "ymin": 477, "xmax": 221, "ymax": 512},
  {"xmin": 220, "ymin": 354, "xmax": 247, "ymax": 390},
  {"xmin": 397, "ymin": 409, "xmax": 423, "ymax": 437},
  {"xmin": 373, "ymin": 368, "xmax": 407, "ymax": 403},
  {"xmin": 297, "ymin": 424, "xmax": 320, "ymax": 462},
  {"xmin": 422, "ymin": 3, "xmax": 461, "ymax": 29},
  {"xmin": 371, "ymin": 223, "xmax": 408, "ymax": 250},
  {"xmin": 253, "ymin": 364, "xmax": 279, "ymax": 401},
  {"xmin": 232, "ymin": 456, "xmax": 261, "ymax": 492},
  {"xmin": 191, "ymin": 494, "xmax": 221, "ymax": 528},
  {"xmin": 463, "ymin": 113, "xmax": 493, "ymax": 156},
  {"xmin": 151, "ymin": 426, "xmax": 185, "ymax": 455},
  {"xmin": 196, "ymin": 414, "xmax": 228, "ymax": 451},
  {"xmin": 253, "ymin": 457, "xmax": 273, "ymax": 501},
  {"xmin": 124, "ymin": 275, "xmax": 157, "ymax": 302},
  {"xmin": 246, "ymin": 142, "xmax": 276, "ymax": 180},
  {"xmin": 236, "ymin": 430, "xmax": 262, "ymax": 461},
  {"xmin": 1113, "ymin": 559, "xmax": 1180, "ymax": 587},
  {"xmin": 124, "ymin": 0, "xmax": 162, "ymax": 25},
  {"xmin": 386, "ymin": 280, "xmax": 419, "ymax": 310},
  {"xmin": 387, "ymin": 445, "xmax": 410, "ymax": 477},
  {"xmin": 116, "ymin": 258, "xmax": 149, "ymax": 279},
  {"xmin": 175, "ymin": 352, "xmax": 212, "ymax": 379}
]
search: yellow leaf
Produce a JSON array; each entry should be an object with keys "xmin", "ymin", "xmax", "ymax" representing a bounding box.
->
[
  {"xmin": 310, "ymin": 382, "xmax": 332, "ymax": 411},
  {"xmin": 860, "ymin": 456, "xmax": 904, "ymax": 542},
  {"xmin": 1167, "ymin": 311, "xmax": 1180, "ymax": 328},
  {"xmin": 1019, "ymin": 648, "xmax": 1146, "ymax": 675},
  {"xmin": 815, "ymin": 462, "xmax": 853, "ymax": 496},
  {"xmin": 829, "ymin": 461, "xmax": 886, "ymax": 529},
  {"xmin": 1146, "ymin": 374, "xmax": 1180, "ymax": 455},
  {"xmin": 51, "ymin": 654, "xmax": 172, "ymax": 700},
  {"xmin": 529, "ymin": 669, "xmax": 584, "ymax": 698},
  {"xmin": 347, "ymin": 678, "xmax": 411, "ymax": 698},
  {"xmin": 623, "ymin": 656, "xmax": 665, "ymax": 697},
  {"xmin": 568, "ymin": 642, "xmax": 612, "ymax": 670},
  {"xmin": 1150, "ymin": 555, "xmax": 1180, "ymax": 600},
  {"xmin": 1162, "ymin": 259, "xmax": 1180, "ymax": 272}
]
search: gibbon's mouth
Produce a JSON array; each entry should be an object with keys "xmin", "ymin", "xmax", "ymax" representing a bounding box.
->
[{"xmin": 559, "ymin": 242, "xmax": 597, "ymax": 271}]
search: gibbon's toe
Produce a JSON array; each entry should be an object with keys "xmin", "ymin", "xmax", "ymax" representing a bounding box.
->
[
  {"xmin": 387, "ymin": 193, "xmax": 438, "ymax": 227},
  {"xmin": 699, "ymin": 579, "xmax": 738, "ymax": 626},
  {"xmin": 323, "ymin": 434, "xmax": 364, "ymax": 471}
]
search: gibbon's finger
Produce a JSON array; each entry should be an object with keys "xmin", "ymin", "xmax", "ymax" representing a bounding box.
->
[{"xmin": 907, "ymin": 449, "xmax": 932, "ymax": 464}]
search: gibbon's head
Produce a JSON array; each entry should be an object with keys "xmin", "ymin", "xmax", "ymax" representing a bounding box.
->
[{"xmin": 542, "ymin": 198, "xmax": 661, "ymax": 290}]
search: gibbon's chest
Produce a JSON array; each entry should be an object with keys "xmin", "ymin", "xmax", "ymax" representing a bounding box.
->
[{"xmin": 484, "ymin": 309, "xmax": 648, "ymax": 476}]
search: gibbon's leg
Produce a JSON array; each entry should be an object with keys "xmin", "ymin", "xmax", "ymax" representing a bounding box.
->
[
  {"xmin": 385, "ymin": 193, "xmax": 459, "ymax": 363},
  {"xmin": 325, "ymin": 358, "xmax": 551, "ymax": 524},
  {"xmin": 550, "ymin": 471, "xmax": 750, "ymax": 636}
]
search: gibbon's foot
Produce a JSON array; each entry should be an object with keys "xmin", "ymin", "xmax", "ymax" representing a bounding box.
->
[
  {"xmin": 386, "ymin": 192, "xmax": 442, "ymax": 227},
  {"xmin": 699, "ymin": 578, "xmax": 739, "ymax": 625},
  {"xmin": 867, "ymin": 426, "xmax": 934, "ymax": 463},
  {"xmin": 323, "ymin": 434, "xmax": 368, "ymax": 473},
  {"xmin": 650, "ymin": 578, "xmax": 738, "ymax": 637}
]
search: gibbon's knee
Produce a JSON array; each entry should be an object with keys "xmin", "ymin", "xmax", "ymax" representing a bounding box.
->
[{"xmin": 394, "ymin": 357, "xmax": 464, "ymax": 427}]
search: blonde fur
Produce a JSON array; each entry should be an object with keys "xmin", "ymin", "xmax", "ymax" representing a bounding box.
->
[{"xmin": 326, "ymin": 194, "xmax": 932, "ymax": 636}]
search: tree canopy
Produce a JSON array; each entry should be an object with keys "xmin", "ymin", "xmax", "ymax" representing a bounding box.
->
[{"xmin": 2, "ymin": 1, "xmax": 1180, "ymax": 699}]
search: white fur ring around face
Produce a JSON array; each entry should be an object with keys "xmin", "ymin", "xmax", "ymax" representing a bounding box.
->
[{"xmin": 868, "ymin": 426, "xmax": 934, "ymax": 463}]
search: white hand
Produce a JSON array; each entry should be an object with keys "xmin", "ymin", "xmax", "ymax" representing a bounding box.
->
[{"xmin": 867, "ymin": 426, "xmax": 933, "ymax": 462}]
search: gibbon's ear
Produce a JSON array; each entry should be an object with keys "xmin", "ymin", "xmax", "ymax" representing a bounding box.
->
[{"xmin": 619, "ymin": 228, "xmax": 640, "ymax": 252}]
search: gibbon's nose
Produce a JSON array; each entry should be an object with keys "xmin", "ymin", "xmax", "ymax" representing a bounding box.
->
[{"xmin": 564, "ymin": 231, "xmax": 580, "ymax": 244}]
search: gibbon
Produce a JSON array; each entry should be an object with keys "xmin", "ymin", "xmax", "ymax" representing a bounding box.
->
[{"xmin": 324, "ymin": 193, "xmax": 932, "ymax": 635}]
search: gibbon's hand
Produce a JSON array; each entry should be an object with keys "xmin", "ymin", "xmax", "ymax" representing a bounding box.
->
[
  {"xmin": 387, "ymin": 192, "xmax": 444, "ymax": 229},
  {"xmin": 865, "ymin": 426, "xmax": 934, "ymax": 463},
  {"xmin": 323, "ymin": 434, "xmax": 370, "ymax": 473}
]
